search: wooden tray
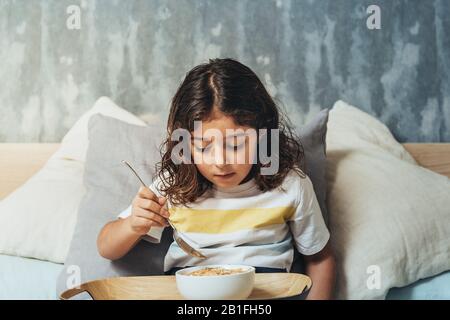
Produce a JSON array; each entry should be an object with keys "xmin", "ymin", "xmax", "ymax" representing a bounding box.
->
[{"xmin": 60, "ymin": 273, "xmax": 312, "ymax": 300}]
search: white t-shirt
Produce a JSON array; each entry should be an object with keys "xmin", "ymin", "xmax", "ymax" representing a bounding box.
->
[{"xmin": 118, "ymin": 169, "xmax": 330, "ymax": 272}]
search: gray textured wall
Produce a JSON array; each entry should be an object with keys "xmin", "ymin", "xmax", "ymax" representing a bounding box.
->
[{"xmin": 1, "ymin": 0, "xmax": 449, "ymax": 142}]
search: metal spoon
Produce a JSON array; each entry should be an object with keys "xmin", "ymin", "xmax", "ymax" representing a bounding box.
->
[{"xmin": 121, "ymin": 160, "xmax": 206, "ymax": 259}]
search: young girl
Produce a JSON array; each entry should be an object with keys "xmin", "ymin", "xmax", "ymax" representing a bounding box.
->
[{"xmin": 97, "ymin": 58, "xmax": 336, "ymax": 299}]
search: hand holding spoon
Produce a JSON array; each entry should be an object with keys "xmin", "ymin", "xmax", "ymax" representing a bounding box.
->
[{"xmin": 121, "ymin": 160, "xmax": 206, "ymax": 259}]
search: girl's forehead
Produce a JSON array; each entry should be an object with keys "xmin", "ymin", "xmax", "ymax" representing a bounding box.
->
[
  {"xmin": 191, "ymin": 120, "xmax": 252, "ymax": 139},
  {"xmin": 189, "ymin": 107, "xmax": 255, "ymax": 140},
  {"xmin": 204, "ymin": 108, "xmax": 236, "ymax": 124},
  {"xmin": 192, "ymin": 112, "xmax": 250, "ymax": 131}
]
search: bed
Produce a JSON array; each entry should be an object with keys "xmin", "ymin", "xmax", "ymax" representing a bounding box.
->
[{"xmin": 0, "ymin": 143, "xmax": 449, "ymax": 300}]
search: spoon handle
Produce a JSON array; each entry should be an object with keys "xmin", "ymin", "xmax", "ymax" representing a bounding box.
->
[{"xmin": 122, "ymin": 160, "xmax": 147, "ymax": 187}]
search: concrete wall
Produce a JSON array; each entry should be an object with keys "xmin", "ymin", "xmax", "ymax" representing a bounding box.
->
[{"xmin": 1, "ymin": 0, "xmax": 449, "ymax": 142}]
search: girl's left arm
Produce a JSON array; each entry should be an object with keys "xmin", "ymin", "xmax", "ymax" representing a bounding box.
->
[
  {"xmin": 288, "ymin": 174, "xmax": 336, "ymax": 299},
  {"xmin": 303, "ymin": 242, "xmax": 336, "ymax": 300}
]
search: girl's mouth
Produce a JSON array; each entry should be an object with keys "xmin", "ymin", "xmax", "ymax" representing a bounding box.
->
[{"xmin": 214, "ymin": 172, "xmax": 235, "ymax": 179}]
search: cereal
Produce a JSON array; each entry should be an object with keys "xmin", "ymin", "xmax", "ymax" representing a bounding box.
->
[{"xmin": 187, "ymin": 267, "xmax": 247, "ymax": 276}]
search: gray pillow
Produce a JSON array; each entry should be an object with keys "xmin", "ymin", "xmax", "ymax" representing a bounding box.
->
[
  {"xmin": 56, "ymin": 110, "xmax": 329, "ymax": 297},
  {"xmin": 296, "ymin": 108, "xmax": 329, "ymax": 226},
  {"xmin": 290, "ymin": 108, "xmax": 329, "ymax": 274},
  {"xmin": 56, "ymin": 114, "xmax": 169, "ymax": 298}
]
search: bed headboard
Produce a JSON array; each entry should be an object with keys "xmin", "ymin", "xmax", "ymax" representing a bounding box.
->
[
  {"xmin": 403, "ymin": 143, "xmax": 450, "ymax": 178},
  {"xmin": 0, "ymin": 143, "xmax": 449, "ymax": 200},
  {"xmin": 0, "ymin": 143, "xmax": 60, "ymax": 200}
]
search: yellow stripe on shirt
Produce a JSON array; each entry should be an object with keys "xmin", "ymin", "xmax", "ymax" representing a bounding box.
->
[{"xmin": 169, "ymin": 206, "xmax": 296, "ymax": 234}]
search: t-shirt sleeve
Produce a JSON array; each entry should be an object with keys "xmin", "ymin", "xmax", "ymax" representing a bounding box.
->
[
  {"xmin": 288, "ymin": 175, "xmax": 330, "ymax": 255},
  {"xmin": 117, "ymin": 177, "xmax": 166, "ymax": 244}
]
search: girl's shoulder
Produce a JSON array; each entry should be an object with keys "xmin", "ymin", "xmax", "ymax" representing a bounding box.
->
[
  {"xmin": 278, "ymin": 168, "xmax": 316, "ymax": 201},
  {"xmin": 281, "ymin": 167, "xmax": 311, "ymax": 188}
]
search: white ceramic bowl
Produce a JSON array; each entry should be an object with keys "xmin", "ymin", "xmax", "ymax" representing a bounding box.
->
[{"xmin": 175, "ymin": 265, "xmax": 255, "ymax": 300}]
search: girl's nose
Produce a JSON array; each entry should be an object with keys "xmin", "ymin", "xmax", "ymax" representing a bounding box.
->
[
  {"xmin": 207, "ymin": 142, "xmax": 226, "ymax": 165},
  {"xmin": 213, "ymin": 148, "xmax": 227, "ymax": 166}
]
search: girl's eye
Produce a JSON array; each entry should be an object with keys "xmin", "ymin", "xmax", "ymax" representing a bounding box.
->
[
  {"xmin": 194, "ymin": 143, "xmax": 244, "ymax": 152},
  {"xmin": 227, "ymin": 144, "xmax": 244, "ymax": 151},
  {"xmin": 195, "ymin": 144, "xmax": 211, "ymax": 153}
]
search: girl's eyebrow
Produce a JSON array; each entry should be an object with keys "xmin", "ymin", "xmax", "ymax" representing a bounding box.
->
[
  {"xmin": 191, "ymin": 132, "xmax": 247, "ymax": 140},
  {"xmin": 226, "ymin": 132, "xmax": 246, "ymax": 138},
  {"xmin": 192, "ymin": 136, "xmax": 210, "ymax": 141}
]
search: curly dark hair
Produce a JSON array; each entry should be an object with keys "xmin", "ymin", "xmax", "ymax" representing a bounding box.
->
[{"xmin": 154, "ymin": 58, "xmax": 305, "ymax": 206}]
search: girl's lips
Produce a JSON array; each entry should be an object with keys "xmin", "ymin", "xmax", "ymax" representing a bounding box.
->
[{"xmin": 214, "ymin": 172, "xmax": 235, "ymax": 179}]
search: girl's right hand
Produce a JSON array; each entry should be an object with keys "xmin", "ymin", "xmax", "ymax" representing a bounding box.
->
[{"xmin": 127, "ymin": 186, "xmax": 170, "ymax": 235}]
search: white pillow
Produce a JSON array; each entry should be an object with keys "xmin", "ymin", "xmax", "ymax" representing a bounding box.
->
[
  {"xmin": 51, "ymin": 96, "xmax": 146, "ymax": 162},
  {"xmin": 327, "ymin": 100, "xmax": 450, "ymax": 299},
  {"xmin": 0, "ymin": 97, "xmax": 147, "ymax": 263}
]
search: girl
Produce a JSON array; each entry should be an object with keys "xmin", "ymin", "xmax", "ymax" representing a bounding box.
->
[{"xmin": 97, "ymin": 58, "xmax": 336, "ymax": 299}]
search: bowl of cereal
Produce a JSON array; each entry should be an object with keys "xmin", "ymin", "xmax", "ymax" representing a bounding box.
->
[{"xmin": 175, "ymin": 265, "xmax": 255, "ymax": 300}]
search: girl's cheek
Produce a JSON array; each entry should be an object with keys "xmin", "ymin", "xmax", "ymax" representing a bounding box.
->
[
  {"xmin": 194, "ymin": 147, "xmax": 224, "ymax": 165},
  {"xmin": 191, "ymin": 148, "xmax": 206, "ymax": 164},
  {"xmin": 246, "ymin": 143, "xmax": 258, "ymax": 164}
]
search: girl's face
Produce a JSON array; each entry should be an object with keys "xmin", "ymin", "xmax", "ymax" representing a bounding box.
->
[{"xmin": 190, "ymin": 108, "xmax": 257, "ymax": 189}]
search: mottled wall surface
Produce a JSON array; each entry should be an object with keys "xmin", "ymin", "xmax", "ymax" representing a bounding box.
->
[{"xmin": 0, "ymin": 0, "xmax": 449, "ymax": 142}]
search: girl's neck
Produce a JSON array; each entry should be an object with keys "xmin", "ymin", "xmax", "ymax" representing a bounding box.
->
[{"xmin": 212, "ymin": 175, "xmax": 257, "ymax": 195}]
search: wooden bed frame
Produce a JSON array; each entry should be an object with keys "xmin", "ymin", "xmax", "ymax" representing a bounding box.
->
[{"xmin": 0, "ymin": 143, "xmax": 450, "ymax": 200}]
